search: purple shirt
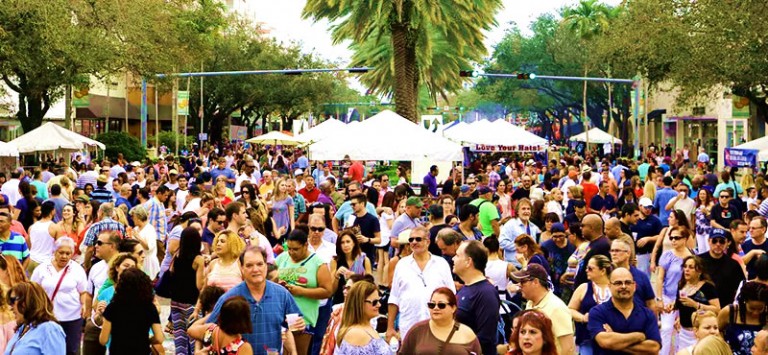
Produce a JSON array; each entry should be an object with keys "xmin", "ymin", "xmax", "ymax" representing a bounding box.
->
[
  {"xmin": 423, "ymin": 173, "xmax": 437, "ymax": 197},
  {"xmin": 317, "ymin": 193, "xmax": 334, "ymax": 207},
  {"xmin": 271, "ymin": 197, "xmax": 294, "ymax": 231},
  {"xmin": 659, "ymin": 250, "xmax": 684, "ymax": 299}
]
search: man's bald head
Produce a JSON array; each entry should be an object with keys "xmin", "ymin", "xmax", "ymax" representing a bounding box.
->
[
  {"xmin": 605, "ymin": 217, "xmax": 621, "ymax": 239},
  {"xmin": 582, "ymin": 214, "xmax": 604, "ymax": 241}
]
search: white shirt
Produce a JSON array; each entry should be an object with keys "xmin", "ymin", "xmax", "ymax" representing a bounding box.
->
[
  {"xmin": 139, "ymin": 223, "xmax": 161, "ymax": 279},
  {"xmin": 176, "ymin": 189, "xmax": 189, "ymax": 213},
  {"xmin": 30, "ymin": 260, "xmax": 87, "ymax": 322},
  {"xmin": 389, "ymin": 254, "xmax": 455, "ymax": 339},
  {"xmin": 560, "ymin": 178, "xmax": 576, "ymax": 206},
  {"xmin": 235, "ymin": 172, "xmax": 261, "ymax": 193},
  {"xmin": 87, "ymin": 260, "xmax": 109, "ymax": 298},
  {"xmin": 28, "ymin": 221, "xmax": 55, "ymax": 264},
  {"xmin": 248, "ymin": 231, "xmax": 276, "ymax": 265},
  {"xmin": 308, "ymin": 240, "xmax": 336, "ymax": 264},
  {"xmin": 378, "ymin": 212, "xmax": 394, "ymax": 247},
  {"xmin": 1, "ymin": 179, "xmax": 20, "ymax": 206}
]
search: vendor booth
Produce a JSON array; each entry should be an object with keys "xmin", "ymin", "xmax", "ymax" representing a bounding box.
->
[
  {"xmin": 10, "ymin": 122, "xmax": 105, "ymax": 159},
  {"xmin": 569, "ymin": 127, "xmax": 623, "ymax": 145},
  {"xmin": 443, "ymin": 119, "xmax": 548, "ymax": 152}
]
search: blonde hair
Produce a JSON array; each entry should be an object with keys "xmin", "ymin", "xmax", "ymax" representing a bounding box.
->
[
  {"xmin": 113, "ymin": 208, "xmax": 129, "ymax": 226},
  {"xmin": 272, "ymin": 178, "xmax": 289, "ymax": 201},
  {"xmin": 213, "ymin": 230, "xmax": 246, "ymax": 260},
  {"xmin": 643, "ymin": 181, "xmax": 656, "ymax": 201},
  {"xmin": 692, "ymin": 334, "xmax": 730, "ymax": 355},
  {"xmin": 568, "ymin": 185, "xmax": 583, "ymax": 199},
  {"xmin": 692, "ymin": 310, "xmax": 717, "ymax": 331},
  {"xmin": 741, "ymin": 173, "xmax": 754, "ymax": 193}
]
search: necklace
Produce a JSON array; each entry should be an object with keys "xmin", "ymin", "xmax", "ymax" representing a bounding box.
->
[
  {"xmin": 680, "ymin": 281, "xmax": 702, "ymax": 297},
  {"xmin": 592, "ymin": 282, "xmax": 612, "ymax": 304}
]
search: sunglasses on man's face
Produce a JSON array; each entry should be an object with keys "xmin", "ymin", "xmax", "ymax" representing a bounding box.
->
[
  {"xmin": 95, "ymin": 240, "xmax": 113, "ymax": 247},
  {"xmin": 408, "ymin": 237, "xmax": 424, "ymax": 243},
  {"xmin": 309, "ymin": 227, "xmax": 324, "ymax": 232},
  {"xmin": 711, "ymin": 238, "xmax": 727, "ymax": 245}
]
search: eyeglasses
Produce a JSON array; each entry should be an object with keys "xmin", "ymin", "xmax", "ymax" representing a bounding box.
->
[
  {"xmin": 427, "ymin": 302, "xmax": 453, "ymax": 310},
  {"xmin": 669, "ymin": 236, "xmax": 686, "ymax": 241},
  {"xmin": 95, "ymin": 240, "xmax": 113, "ymax": 247},
  {"xmin": 611, "ymin": 280, "xmax": 634, "ymax": 287},
  {"xmin": 408, "ymin": 237, "xmax": 424, "ymax": 243},
  {"xmin": 610, "ymin": 249, "xmax": 629, "ymax": 253},
  {"xmin": 711, "ymin": 238, "xmax": 727, "ymax": 245},
  {"xmin": 364, "ymin": 299, "xmax": 381, "ymax": 307},
  {"xmin": 309, "ymin": 227, "xmax": 324, "ymax": 232}
]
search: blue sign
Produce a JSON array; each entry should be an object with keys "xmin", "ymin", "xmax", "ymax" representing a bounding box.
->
[{"xmin": 724, "ymin": 148, "xmax": 758, "ymax": 168}]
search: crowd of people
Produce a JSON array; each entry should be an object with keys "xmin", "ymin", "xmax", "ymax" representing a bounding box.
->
[{"xmin": 0, "ymin": 142, "xmax": 766, "ymax": 355}]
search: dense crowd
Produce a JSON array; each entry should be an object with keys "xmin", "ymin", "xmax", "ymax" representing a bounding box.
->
[{"xmin": 0, "ymin": 142, "xmax": 766, "ymax": 355}]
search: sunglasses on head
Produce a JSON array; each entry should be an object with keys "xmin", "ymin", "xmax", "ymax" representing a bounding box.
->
[
  {"xmin": 427, "ymin": 302, "xmax": 452, "ymax": 310},
  {"xmin": 408, "ymin": 237, "xmax": 424, "ymax": 243}
]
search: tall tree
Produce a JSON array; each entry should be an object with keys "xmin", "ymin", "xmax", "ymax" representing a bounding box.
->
[{"xmin": 303, "ymin": 0, "xmax": 502, "ymax": 122}]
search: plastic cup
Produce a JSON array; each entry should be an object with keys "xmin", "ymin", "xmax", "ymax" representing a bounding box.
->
[
  {"xmin": 286, "ymin": 313, "xmax": 299, "ymax": 327},
  {"xmin": 266, "ymin": 348, "xmax": 279, "ymax": 355}
]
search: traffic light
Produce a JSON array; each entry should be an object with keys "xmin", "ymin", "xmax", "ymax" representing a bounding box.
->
[
  {"xmin": 459, "ymin": 70, "xmax": 476, "ymax": 77},
  {"xmin": 516, "ymin": 73, "xmax": 536, "ymax": 80}
]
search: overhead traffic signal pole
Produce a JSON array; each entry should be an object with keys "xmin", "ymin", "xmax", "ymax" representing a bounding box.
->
[
  {"xmin": 140, "ymin": 67, "xmax": 372, "ymax": 149},
  {"xmin": 461, "ymin": 70, "xmax": 642, "ymax": 157}
]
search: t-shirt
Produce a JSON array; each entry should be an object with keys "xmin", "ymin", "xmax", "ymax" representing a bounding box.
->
[
  {"xmin": 574, "ymin": 236, "xmax": 611, "ymax": 286},
  {"xmin": 742, "ymin": 238, "xmax": 768, "ymax": 279},
  {"xmin": 455, "ymin": 280, "xmax": 500, "ymax": 355},
  {"xmin": 630, "ymin": 266, "xmax": 655, "ymax": 305},
  {"xmin": 103, "ymin": 301, "xmax": 160, "ymax": 355},
  {"xmin": 710, "ymin": 203, "xmax": 740, "ymax": 230},
  {"xmin": 588, "ymin": 301, "xmax": 661, "ymax": 355},
  {"xmin": 271, "ymin": 197, "xmax": 294, "ymax": 232},
  {"xmin": 428, "ymin": 224, "xmax": 448, "ymax": 256},
  {"xmin": 275, "ymin": 252, "xmax": 326, "ymax": 327},
  {"xmin": 698, "ymin": 252, "xmax": 745, "ymax": 306},
  {"xmin": 631, "ymin": 215, "xmax": 663, "ymax": 255},
  {"xmin": 654, "ymin": 187, "xmax": 679, "ymax": 226},
  {"xmin": 469, "ymin": 198, "xmax": 499, "ymax": 237},
  {"xmin": 351, "ymin": 213, "xmax": 380, "ymax": 259},
  {"xmin": 674, "ymin": 282, "xmax": 718, "ymax": 328},
  {"xmin": 202, "ymin": 228, "xmax": 216, "ymax": 247},
  {"xmin": 541, "ymin": 240, "xmax": 576, "ymax": 294},
  {"xmin": 659, "ymin": 251, "xmax": 685, "ymax": 299}
]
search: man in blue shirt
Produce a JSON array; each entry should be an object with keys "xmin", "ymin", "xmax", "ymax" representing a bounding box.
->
[
  {"xmin": 631, "ymin": 198, "xmax": 662, "ymax": 275},
  {"xmin": 210, "ymin": 157, "xmax": 236, "ymax": 189},
  {"xmin": 588, "ymin": 268, "xmax": 661, "ymax": 355},
  {"xmin": 206, "ymin": 246, "xmax": 302, "ymax": 354},
  {"xmin": 423, "ymin": 165, "xmax": 439, "ymax": 198},
  {"xmin": 654, "ymin": 176, "xmax": 678, "ymax": 226}
]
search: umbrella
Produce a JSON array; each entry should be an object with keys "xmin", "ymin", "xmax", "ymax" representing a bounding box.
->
[{"xmin": 245, "ymin": 131, "xmax": 305, "ymax": 146}]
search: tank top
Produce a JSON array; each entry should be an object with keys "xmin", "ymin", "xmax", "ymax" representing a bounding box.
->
[
  {"xmin": 575, "ymin": 281, "xmax": 611, "ymax": 344},
  {"xmin": 724, "ymin": 304, "xmax": 763, "ymax": 355},
  {"xmin": 485, "ymin": 259, "xmax": 509, "ymax": 292},
  {"xmin": 170, "ymin": 256, "xmax": 200, "ymax": 304},
  {"xmin": 206, "ymin": 260, "xmax": 242, "ymax": 292},
  {"xmin": 29, "ymin": 221, "xmax": 55, "ymax": 264}
]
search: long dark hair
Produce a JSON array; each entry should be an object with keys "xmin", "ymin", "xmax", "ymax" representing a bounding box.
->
[
  {"xmin": 335, "ymin": 230, "xmax": 362, "ymax": 268},
  {"xmin": 671, "ymin": 209, "xmax": 690, "ymax": 229},
  {"xmin": 177, "ymin": 226, "xmax": 202, "ymax": 263},
  {"xmin": 735, "ymin": 281, "xmax": 768, "ymax": 326},
  {"xmin": 111, "ymin": 268, "xmax": 155, "ymax": 306},
  {"xmin": 677, "ymin": 255, "xmax": 713, "ymax": 291}
]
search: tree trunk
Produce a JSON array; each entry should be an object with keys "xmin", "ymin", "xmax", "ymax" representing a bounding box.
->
[
  {"xmin": 391, "ymin": 22, "xmax": 419, "ymax": 122},
  {"xmin": 4, "ymin": 74, "xmax": 48, "ymax": 133},
  {"xmin": 210, "ymin": 113, "xmax": 226, "ymax": 143}
]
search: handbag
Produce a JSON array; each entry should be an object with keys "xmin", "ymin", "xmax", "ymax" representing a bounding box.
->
[
  {"xmin": 51, "ymin": 265, "xmax": 70, "ymax": 301},
  {"xmin": 154, "ymin": 255, "xmax": 175, "ymax": 298}
]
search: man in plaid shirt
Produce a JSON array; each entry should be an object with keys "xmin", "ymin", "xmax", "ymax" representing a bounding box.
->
[
  {"xmin": 144, "ymin": 185, "xmax": 171, "ymax": 242},
  {"xmin": 487, "ymin": 162, "xmax": 502, "ymax": 192},
  {"xmin": 82, "ymin": 203, "xmax": 126, "ymax": 270}
]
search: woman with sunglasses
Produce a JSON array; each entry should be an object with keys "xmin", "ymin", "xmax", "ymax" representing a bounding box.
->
[
  {"xmin": 718, "ymin": 281, "xmax": 768, "ymax": 355},
  {"xmin": 674, "ymin": 256, "xmax": 721, "ymax": 353},
  {"xmin": 237, "ymin": 184, "xmax": 258, "ymax": 210},
  {"xmin": 399, "ymin": 287, "xmax": 481, "ymax": 354},
  {"xmin": 650, "ymin": 209, "xmax": 694, "ymax": 274},
  {"xmin": 657, "ymin": 226, "xmax": 694, "ymax": 355},
  {"xmin": 331, "ymin": 230, "xmax": 372, "ymax": 305},
  {"xmin": 5, "ymin": 282, "xmax": 66, "ymax": 353},
  {"xmin": 320, "ymin": 274, "xmax": 374, "ymax": 355},
  {"xmin": 29, "ymin": 237, "xmax": 87, "ymax": 355},
  {"xmin": 568, "ymin": 255, "xmax": 613, "ymax": 355},
  {"xmin": 333, "ymin": 280, "xmax": 390, "ymax": 355}
]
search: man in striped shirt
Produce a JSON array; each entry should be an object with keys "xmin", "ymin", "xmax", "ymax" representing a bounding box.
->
[{"xmin": 0, "ymin": 211, "xmax": 29, "ymax": 269}]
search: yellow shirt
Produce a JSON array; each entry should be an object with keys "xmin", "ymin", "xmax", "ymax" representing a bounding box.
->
[{"xmin": 525, "ymin": 291, "xmax": 574, "ymax": 354}]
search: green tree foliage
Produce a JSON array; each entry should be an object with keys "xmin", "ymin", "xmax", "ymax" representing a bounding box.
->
[
  {"xmin": 96, "ymin": 132, "xmax": 146, "ymax": 162},
  {"xmin": 595, "ymin": 0, "xmax": 768, "ymax": 127},
  {"xmin": 0, "ymin": 0, "xmax": 225, "ymax": 133},
  {"xmin": 303, "ymin": 0, "xmax": 503, "ymax": 122}
]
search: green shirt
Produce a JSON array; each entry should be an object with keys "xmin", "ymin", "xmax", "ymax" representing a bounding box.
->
[
  {"xmin": 275, "ymin": 252, "xmax": 325, "ymax": 326},
  {"xmin": 470, "ymin": 198, "xmax": 499, "ymax": 237}
]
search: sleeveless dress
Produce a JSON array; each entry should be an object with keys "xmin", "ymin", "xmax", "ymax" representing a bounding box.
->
[
  {"xmin": 206, "ymin": 260, "xmax": 242, "ymax": 292},
  {"xmin": 335, "ymin": 332, "xmax": 391, "ymax": 355},
  {"xmin": 202, "ymin": 324, "xmax": 246, "ymax": 355},
  {"xmin": 575, "ymin": 282, "xmax": 611, "ymax": 346},
  {"xmin": 724, "ymin": 304, "xmax": 763, "ymax": 355}
]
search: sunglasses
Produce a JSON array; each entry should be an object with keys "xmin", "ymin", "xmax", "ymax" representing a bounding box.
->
[
  {"xmin": 95, "ymin": 240, "xmax": 113, "ymax": 247},
  {"xmin": 719, "ymin": 195, "xmax": 730, "ymax": 199},
  {"xmin": 309, "ymin": 227, "xmax": 324, "ymax": 232},
  {"xmin": 408, "ymin": 237, "xmax": 424, "ymax": 243},
  {"xmin": 711, "ymin": 238, "xmax": 727, "ymax": 245},
  {"xmin": 427, "ymin": 302, "xmax": 453, "ymax": 310},
  {"xmin": 669, "ymin": 236, "xmax": 686, "ymax": 241},
  {"xmin": 364, "ymin": 299, "xmax": 381, "ymax": 307}
]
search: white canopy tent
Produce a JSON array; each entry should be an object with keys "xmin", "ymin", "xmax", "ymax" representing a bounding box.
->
[
  {"xmin": 245, "ymin": 131, "xmax": 305, "ymax": 146},
  {"xmin": 295, "ymin": 118, "xmax": 346, "ymax": 144},
  {"xmin": 443, "ymin": 119, "xmax": 548, "ymax": 152},
  {"xmin": 0, "ymin": 142, "xmax": 19, "ymax": 157},
  {"xmin": 733, "ymin": 136, "xmax": 768, "ymax": 161},
  {"xmin": 309, "ymin": 110, "xmax": 463, "ymax": 161},
  {"xmin": 569, "ymin": 127, "xmax": 622, "ymax": 145},
  {"xmin": 10, "ymin": 122, "xmax": 105, "ymax": 154}
]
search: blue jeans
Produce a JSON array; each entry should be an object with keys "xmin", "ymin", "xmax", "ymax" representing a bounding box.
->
[{"xmin": 309, "ymin": 300, "xmax": 334, "ymax": 355}]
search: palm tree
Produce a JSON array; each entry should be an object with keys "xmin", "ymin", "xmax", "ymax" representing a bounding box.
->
[
  {"xmin": 303, "ymin": 0, "xmax": 502, "ymax": 122},
  {"xmin": 562, "ymin": 0, "xmax": 613, "ymax": 144}
]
